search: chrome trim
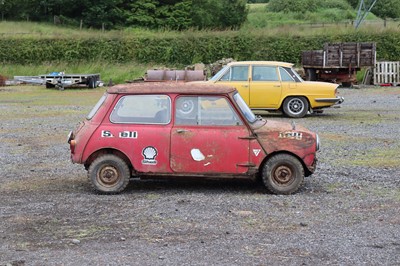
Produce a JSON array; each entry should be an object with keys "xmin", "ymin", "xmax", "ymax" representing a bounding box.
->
[
  {"xmin": 315, "ymin": 96, "xmax": 344, "ymax": 104},
  {"xmin": 316, "ymin": 133, "xmax": 320, "ymax": 151}
]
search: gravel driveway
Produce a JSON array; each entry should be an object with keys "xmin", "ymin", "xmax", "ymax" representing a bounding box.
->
[{"xmin": 1, "ymin": 85, "xmax": 399, "ymax": 265}]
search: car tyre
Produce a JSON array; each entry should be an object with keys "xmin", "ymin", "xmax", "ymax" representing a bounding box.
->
[
  {"xmin": 283, "ymin": 96, "xmax": 309, "ymax": 118},
  {"xmin": 262, "ymin": 154, "xmax": 304, "ymax": 195},
  {"xmin": 88, "ymin": 154, "xmax": 130, "ymax": 193}
]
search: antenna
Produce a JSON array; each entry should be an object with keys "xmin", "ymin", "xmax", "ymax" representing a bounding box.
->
[{"xmin": 354, "ymin": 0, "xmax": 378, "ymax": 29}]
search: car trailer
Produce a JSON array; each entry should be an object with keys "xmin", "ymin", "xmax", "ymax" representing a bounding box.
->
[
  {"xmin": 14, "ymin": 72, "xmax": 101, "ymax": 90},
  {"xmin": 40, "ymin": 72, "xmax": 101, "ymax": 89}
]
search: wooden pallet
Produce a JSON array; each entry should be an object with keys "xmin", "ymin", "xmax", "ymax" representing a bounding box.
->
[{"xmin": 374, "ymin": 61, "xmax": 400, "ymax": 85}]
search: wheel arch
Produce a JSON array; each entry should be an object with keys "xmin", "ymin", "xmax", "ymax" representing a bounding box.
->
[
  {"xmin": 258, "ymin": 150, "xmax": 312, "ymax": 180},
  {"xmin": 84, "ymin": 148, "xmax": 133, "ymax": 174}
]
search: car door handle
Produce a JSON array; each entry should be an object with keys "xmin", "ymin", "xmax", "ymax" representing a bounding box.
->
[
  {"xmin": 273, "ymin": 85, "xmax": 281, "ymax": 87},
  {"xmin": 176, "ymin": 129, "xmax": 190, "ymax": 133},
  {"xmin": 241, "ymin": 85, "xmax": 249, "ymax": 88}
]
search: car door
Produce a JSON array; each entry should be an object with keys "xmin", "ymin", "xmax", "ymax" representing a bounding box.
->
[
  {"xmin": 170, "ymin": 95, "xmax": 250, "ymax": 174},
  {"xmin": 249, "ymin": 65, "xmax": 282, "ymax": 108},
  {"xmin": 214, "ymin": 65, "xmax": 251, "ymax": 104},
  {"xmin": 108, "ymin": 94, "xmax": 172, "ymax": 173}
]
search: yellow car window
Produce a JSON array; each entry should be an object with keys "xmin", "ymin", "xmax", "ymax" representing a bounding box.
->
[{"xmin": 252, "ymin": 66, "xmax": 279, "ymax": 81}]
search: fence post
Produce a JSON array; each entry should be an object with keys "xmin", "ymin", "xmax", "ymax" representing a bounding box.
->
[{"xmin": 80, "ymin": 20, "xmax": 83, "ymax": 30}]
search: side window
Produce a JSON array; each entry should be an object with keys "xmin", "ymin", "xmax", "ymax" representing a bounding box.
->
[
  {"xmin": 110, "ymin": 95, "xmax": 171, "ymax": 124},
  {"xmin": 220, "ymin": 66, "xmax": 249, "ymax": 81},
  {"xmin": 175, "ymin": 96, "xmax": 243, "ymax": 126},
  {"xmin": 279, "ymin": 67, "xmax": 295, "ymax": 82},
  {"xmin": 283, "ymin": 67, "xmax": 303, "ymax": 82},
  {"xmin": 252, "ymin": 66, "xmax": 279, "ymax": 81}
]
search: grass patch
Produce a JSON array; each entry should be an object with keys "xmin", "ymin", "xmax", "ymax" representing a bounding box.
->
[
  {"xmin": 1, "ymin": 61, "xmax": 153, "ymax": 84},
  {"xmin": 65, "ymin": 225, "xmax": 110, "ymax": 240},
  {"xmin": 349, "ymin": 146, "xmax": 400, "ymax": 168}
]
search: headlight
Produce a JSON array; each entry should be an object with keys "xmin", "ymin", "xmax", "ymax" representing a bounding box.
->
[{"xmin": 316, "ymin": 133, "xmax": 320, "ymax": 151}]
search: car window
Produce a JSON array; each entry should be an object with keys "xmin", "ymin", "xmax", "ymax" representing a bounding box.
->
[
  {"xmin": 87, "ymin": 93, "xmax": 107, "ymax": 120},
  {"xmin": 252, "ymin": 66, "xmax": 279, "ymax": 81},
  {"xmin": 284, "ymin": 67, "xmax": 303, "ymax": 82},
  {"xmin": 220, "ymin": 66, "xmax": 248, "ymax": 81},
  {"xmin": 175, "ymin": 96, "xmax": 242, "ymax": 126},
  {"xmin": 233, "ymin": 93, "xmax": 257, "ymax": 123},
  {"xmin": 110, "ymin": 95, "xmax": 171, "ymax": 124},
  {"xmin": 279, "ymin": 67, "xmax": 295, "ymax": 82}
]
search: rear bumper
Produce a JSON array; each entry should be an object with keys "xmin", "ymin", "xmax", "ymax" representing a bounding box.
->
[{"xmin": 315, "ymin": 96, "xmax": 344, "ymax": 104}]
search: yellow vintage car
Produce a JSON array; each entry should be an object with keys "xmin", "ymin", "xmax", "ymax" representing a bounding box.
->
[{"xmin": 207, "ymin": 61, "xmax": 344, "ymax": 118}]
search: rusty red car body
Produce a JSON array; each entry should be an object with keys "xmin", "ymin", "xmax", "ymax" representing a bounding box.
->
[{"xmin": 68, "ymin": 83, "xmax": 319, "ymax": 194}]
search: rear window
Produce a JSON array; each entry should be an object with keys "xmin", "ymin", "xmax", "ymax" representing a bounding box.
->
[
  {"xmin": 110, "ymin": 95, "xmax": 171, "ymax": 124},
  {"xmin": 87, "ymin": 93, "xmax": 107, "ymax": 120}
]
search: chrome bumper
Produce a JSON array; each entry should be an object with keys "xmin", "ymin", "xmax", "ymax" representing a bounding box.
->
[{"xmin": 315, "ymin": 96, "xmax": 344, "ymax": 104}]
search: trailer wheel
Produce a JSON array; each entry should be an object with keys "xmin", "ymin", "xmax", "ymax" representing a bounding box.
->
[
  {"xmin": 46, "ymin": 82, "xmax": 55, "ymax": 89},
  {"xmin": 306, "ymin": 69, "xmax": 317, "ymax": 81},
  {"xmin": 282, "ymin": 96, "xmax": 309, "ymax": 118},
  {"xmin": 88, "ymin": 77, "xmax": 96, "ymax": 89}
]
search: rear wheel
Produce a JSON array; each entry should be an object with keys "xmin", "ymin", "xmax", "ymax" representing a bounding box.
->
[
  {"xmin": 262, "ymin": 154, "xmax": 304, "ymax": 195},
  {"xmin": 46, "ymin": 82, "xmax": 55, "ymax": 88},
  {"xmin": 88, "ymin": 77, "xmax": 96, "ymax": 88},
  {"xmin": 88, "ymin": 154, "xmax": 130, "ymax": 193},
  {"xmin": 306, "ymin": 68, "xmax": 317, "ymax": 81},
  {"xmin": 282, "ymin": 96, "xmax": 309, "ymax": 118}
]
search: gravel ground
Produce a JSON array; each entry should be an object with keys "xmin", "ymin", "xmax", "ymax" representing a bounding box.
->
[{"xmin": 1, "ymin": 86, "xmax": 400, "ymax": 266}]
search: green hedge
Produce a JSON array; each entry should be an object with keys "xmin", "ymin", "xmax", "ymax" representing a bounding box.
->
[{"xmin": 1, "ymin": 32, "xmax": 399, "ymax": 65}]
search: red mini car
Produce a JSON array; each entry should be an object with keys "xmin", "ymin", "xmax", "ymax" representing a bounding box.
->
[{"xmin": 68, "ymin": 83, "xmax": 319, "ymax": 194}]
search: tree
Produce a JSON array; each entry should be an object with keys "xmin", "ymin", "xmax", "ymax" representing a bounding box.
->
[
  {"xmin": 2, "ymin": 0, "xmax": 249, "ymax": 30},
  {"xmin": 371, "ymin": 0, "xmax": 400, "ymax": 19},
  {"xmin": 192, "ymin": 0, "xmax": 248, "ymax": 30}
]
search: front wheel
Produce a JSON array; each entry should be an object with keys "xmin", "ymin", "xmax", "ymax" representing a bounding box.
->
[
  {"xmin": 262, "ymin": 154, "xmax": 304, "ymax": 195},
  {"xmin": 88, "ymin": 154, "xmax": 130, "ymax": 193},
  {"xmin": 282, "ymin": 96, "xmax": 309, "ymax": 118}
]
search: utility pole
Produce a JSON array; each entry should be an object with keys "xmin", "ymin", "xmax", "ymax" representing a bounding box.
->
[{"xmin": 354, "ymin": 0, "xmax": 378, "ymax": 29}]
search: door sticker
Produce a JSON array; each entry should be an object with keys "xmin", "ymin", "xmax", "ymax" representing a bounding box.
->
[
  {"xmin": 253, "ymin": 149, "xmax": 261, "ymax": 156},
  {"xmin": 119, "ymin": 131, "xmax": 138, "ymax": 139},
  {"xmin": 142, "ymin": 146, "xmax": 158, "ymax": 165},
  {"xmin": 101, "ymin": 130, "xmax": 114, "ymax": 138}
]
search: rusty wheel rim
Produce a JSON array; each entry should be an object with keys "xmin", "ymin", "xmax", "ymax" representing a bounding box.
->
[
  {"xmin": 97, "ymin": 166, "xmax": 120, "ymax": 187},
  {"xmin": 272, "ymin": 165, "xmax": 295, "ymax": 186}
]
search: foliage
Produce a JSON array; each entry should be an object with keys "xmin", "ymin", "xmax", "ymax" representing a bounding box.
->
[
  {"xmin": 268, "ymin": 0, "xmax": 319, "ymax": 13},
  {"xmin": 371, "ymin": 0, "xmax": 400, "ymax": 19},
  {"xmin": 1, "ymin": 27, "xmax": 399, "ymax": 67},
  {"xmin": 192, "ymin": 0, "xmax": 248, "ymax": 30},
  {"xmin": 0, "ymin": 0, "xmax": 248, "ymax": 30},
  {"xmin": 268, "ymin": 0, "xmax": 352, "ymax": 13}
]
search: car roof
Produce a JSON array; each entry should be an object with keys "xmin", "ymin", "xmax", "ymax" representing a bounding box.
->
[
  {"xmin": 227, "ymin": 61, "xmax": 294, "ymax": 68},
  {"xmin": 107, "ymin": 82, "xmax": 237, "ymax": 95}
]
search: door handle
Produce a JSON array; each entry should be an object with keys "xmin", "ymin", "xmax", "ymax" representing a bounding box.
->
[
  {"xmin": 176, "ymin": 129, "xmax": 190, "ymax": 133},
  {"xmin": 273, "ymin": 85, "xmax": 281, "ymax": 87},
  {"xmin": 242, "ymin": 85, "xmax": 249, "ymax": 88}
]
